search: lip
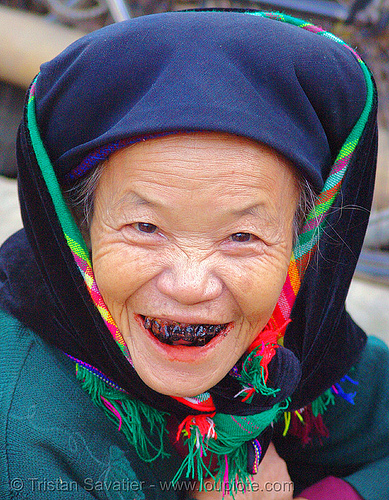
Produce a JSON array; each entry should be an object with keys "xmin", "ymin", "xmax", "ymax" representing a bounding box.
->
[
  {"xmin": 134, "ymin": 313, "xmax": 234, "ymax": 362},
  {"xmin": 137, "ymin": 312, "xmax": 231, "ymax": 325}
]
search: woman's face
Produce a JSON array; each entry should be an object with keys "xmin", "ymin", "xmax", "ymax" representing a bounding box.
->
[{"xmin": 90, "ymin": 132, "xmax": 300, "ymax": 397}]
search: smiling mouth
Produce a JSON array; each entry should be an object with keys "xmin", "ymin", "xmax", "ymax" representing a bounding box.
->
[{"xmin": 140, "ymin": 315, "xmax": 229, "ymax": 346}]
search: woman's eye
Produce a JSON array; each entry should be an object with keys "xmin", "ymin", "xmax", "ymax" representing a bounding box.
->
[
  {"xmin": 134, "ymin": 222, "xmax": 158, "ymax": 234},
  {"xmin": 230, "ymin": 232, "xmax": 256, "ymax": 243}
]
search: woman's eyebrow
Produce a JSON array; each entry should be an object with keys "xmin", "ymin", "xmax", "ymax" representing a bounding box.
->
[
  {"xmin": 115, "ymin": 191, "xmax": 154, "ymax": 208},
  {"xmin": 232, "ymin": 203, "xmax": 267, "ymax": 219},
  {"xmin": 232, "ymin": 203, "xmax": 278, "ymax": 228},
  {"xmin": 114, "ymin": 196, "xmax": 271, "ymax": 222}
]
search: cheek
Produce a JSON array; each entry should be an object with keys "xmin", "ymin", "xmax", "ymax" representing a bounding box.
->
[
  {"xmin": 91, "ymin": 240, "xmax": 160, "ymax": 306},
  {"xmin": 224, "ymin": 251, "xmax": 291, "ymax": 320}
]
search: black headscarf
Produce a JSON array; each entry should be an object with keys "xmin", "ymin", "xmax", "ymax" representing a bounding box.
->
[{"xmin": 0, "ymin": 9, "xmax": 377, "ymax": 487}]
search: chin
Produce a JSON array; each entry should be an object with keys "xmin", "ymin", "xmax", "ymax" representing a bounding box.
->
[{"xmin": 146, "ymin": 376, "xmax": 215, "ymax": 398}]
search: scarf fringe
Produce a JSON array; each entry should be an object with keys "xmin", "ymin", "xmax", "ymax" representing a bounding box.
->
[
  {"xmin": 283, "ymin": 375, "xmax": 359, "ymax": 444},
  {"xmin": 76, "ymin": 363, "xmax": 169, "ymax": 462},
  {"xmin": 286, "ymin": 405, "xmax": 330, "ymax": 445},
  {"xmin": 233, "ymin": 323, "xmax": 288, "ymax": 402},
  {"xmin": 239, "ymin": 346, "xmax": 280, "ymax": 399},
  {"xmin": 173, "ymin": 399, "xmax": 290, "ymax": 494}
]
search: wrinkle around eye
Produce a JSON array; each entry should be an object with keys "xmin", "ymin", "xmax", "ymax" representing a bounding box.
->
[
  {"xmin": 221, "ymin": 236, "xmax": 267, "ymax": 258},
  {"xmin": 120, "ymin": 221, "xmax": 174, "ymax": 249}
]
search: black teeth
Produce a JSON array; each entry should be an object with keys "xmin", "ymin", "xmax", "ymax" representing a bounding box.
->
[
  {"xmin": 161, "ymin": 324, "xmax": 170, "ymax": 342},
  {"xmin": 151, "ymin": 320, "xmax": 161, "ymax": 335},
  {"xmin": 141, "ymin": 316, "xmax": 229, "ymax": 346},
  {"xmin": 184, "ymin": 325, "xmax": 195, "ymax": 341},
  {"xmin": 170, "ymin": 325, "xmax": 182, "ymax": 341},
  {"xmin": 195, "ymin": 325, "xmax": 206, "ymax": 337}
]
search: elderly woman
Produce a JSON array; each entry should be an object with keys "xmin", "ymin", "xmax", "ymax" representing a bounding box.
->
[{"xmin": 0, "ymin": 8, "xmax": 388, "ymax": 500}]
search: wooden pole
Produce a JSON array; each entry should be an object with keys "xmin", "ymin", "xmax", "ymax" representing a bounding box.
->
[{"xmin": 0, "ymin": 5, "xmax": 86, "ymax": 88}]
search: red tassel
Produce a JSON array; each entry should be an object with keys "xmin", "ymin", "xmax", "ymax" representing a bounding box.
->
[
  {"xmin": 248, "ymin": 319, "xmax": 291, "ymax": 352},
  {"xmin": 176, "ymin": 413, "xmax": 217, "ymax": 442},
  {"xmin": 241, "ymin": 387, "xmax": 256, "ymax": 402},
  {"xmin": 289, "ymin": 406, "xmax": 329, "ymax": 445},
  {"xmin": 246, "ymin": 319, "xmax": 291, "ymax": 383}
]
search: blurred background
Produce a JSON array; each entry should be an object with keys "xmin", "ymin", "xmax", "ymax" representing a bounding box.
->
[{"xmin": 0, "ymin": 0, "xmax": 388, "ymax": 342}]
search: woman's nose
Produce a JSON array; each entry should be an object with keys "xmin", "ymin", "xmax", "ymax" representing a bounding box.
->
[{"xmin": 156, "ymin": 257, "xmax": 223, "ymax": 305}]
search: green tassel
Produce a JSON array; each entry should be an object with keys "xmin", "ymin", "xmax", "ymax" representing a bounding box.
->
[
  {"xmin": 173, "ymin": 399, "xmax": 290, "ymax": 493},
  {"xmin": 172, "ymin": 430, "xmax": 216, "ymax": 486},
  {"xmin": 210, "ymin": 400, "xmax": 289, "ymax": 490},
  {"xmin": 212, "ymin": 447, "xmax": 251, "ymax": 496},
  {"xmin": 76, "ymin": 364, "xmax": 169, "ymax": 462},
  {"xmin": 239, "ymin": 347, "xmax": 280, "ymax": 398},
  {"xmin": 311, "ymin": 388, "xmax": 335, "ymax": 417}
]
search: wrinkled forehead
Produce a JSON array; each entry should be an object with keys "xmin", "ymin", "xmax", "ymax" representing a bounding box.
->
[{"xmin": 34, "ymin": 10, "xmax": 367, "ymax": 190}]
